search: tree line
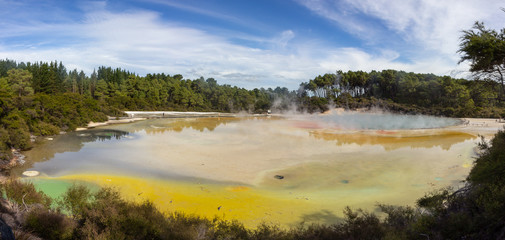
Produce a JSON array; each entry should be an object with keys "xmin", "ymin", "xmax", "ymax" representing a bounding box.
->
[
  {"xmin": 0, "ymin": 60, "xmax": 294, "ymax": 115},
  {"xmin": 2, "ymin": 59, "xmax": 504, "ymax": 118},
  {"xmin": 298, "ymin": 70, "xmax": 503, "ymax": 117}
]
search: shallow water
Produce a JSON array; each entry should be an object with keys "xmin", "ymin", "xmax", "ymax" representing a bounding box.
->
[{"xmin": 17, "ymin": 114, "xmax": 480, "ymax": 227}]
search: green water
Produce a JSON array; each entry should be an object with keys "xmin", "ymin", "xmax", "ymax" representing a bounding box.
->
[{"xmin": 21, "ymin": 178, "xmax": 99, "ymax": 200}]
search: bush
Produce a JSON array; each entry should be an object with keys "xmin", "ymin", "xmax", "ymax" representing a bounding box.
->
[
  {"xmin": 334, "ymin": 207, "xmax": 385, "ymax": 239},
  {"xmin": 210, "ymin": 219, "xmax": 249, "ymax": 239},
  {"xmin": 7, "ymin": 128, "xmax": 31, "ymax": 150},
  {"xmin": 252, "ymin": 223, "xmax": 290, "ymax": 240},
  {"xmin": 468, "ymin": 129, "xmax": 505, "ymax": 185},
  {"xmin": 31, "ymin": 121, "xmax": 60, "ymax": 136},
  {"xmin": 289, "ymin": 224, "xmax": 338, "ymax": 240},
  {"xmin": 0, "ymin": 127, "xmax": 12, "ymax": 161},
  {"xmin": 1, "ymin": 111, "xmax": 31, "ymax": 150},
  {"xmin": 57, "ymin": 184, "xmax": 92, "ymax": 218},
  {"xmin": 61, "ymin": 186, "xmax": 182, "ymax": 240},
  {"xmin": 25, "ymin": 207, "xmax": 76, "ymax": 240},
  {"xmin": 1, "ymin": 179, "xmax": 51, "ymax": 208}
]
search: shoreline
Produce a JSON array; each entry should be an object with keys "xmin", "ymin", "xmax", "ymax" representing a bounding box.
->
[
  {"xmin": 73, "ymin": 111, "xmax": 505, "ymax": 135},
  {"xmin": 75, "ymin": 117, "xmax": 147, "ymax": 131},
  {"xmin": 453, "ymin": 118, "xmax": 505, "ymax": 138},
  {"xmin": 76, "ymin": 111, "xmax": 272, "ymax": 131}
]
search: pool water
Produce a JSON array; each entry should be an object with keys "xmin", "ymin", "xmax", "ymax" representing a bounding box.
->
[{"xmin": 17, "ymin": 113, "xmax": 477, "ymax": 227}]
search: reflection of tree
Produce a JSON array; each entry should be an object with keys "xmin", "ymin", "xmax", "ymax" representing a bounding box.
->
[
  {"xmin": 79, "ymin": 129, "xmax": 130, "ymax": 142},
  {"xmin": 139, "ymin": 117, "xmax": 243, "ymax": 134},
  {"xmin": 310, "ymin": 131, "xmax": 475, "ymax": 151},
  {"xmin": 14, "ymin": 129, "xmax": 130, "ymax": 176}
]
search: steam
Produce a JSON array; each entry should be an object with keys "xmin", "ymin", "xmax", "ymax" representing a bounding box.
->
[
  {"xmin": 270, "ymin": 96, "xmax": 301, "ymax": 114},
  {"xmin": 305, "ymin": 110, "xmax": 461, "ymax": 130}
]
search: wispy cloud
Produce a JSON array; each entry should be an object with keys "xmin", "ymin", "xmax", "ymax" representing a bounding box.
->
[
  {"xmin": 141, "ymin": 0, "xmax": 272, "ymax": 34},
  {"xmin": 143, "ymin": 0, "xmax": 241, "ymax": 23},
  {"xmin": 296, "ymin": 0, "xmax": 504, "ymax": 58},
  {"xmin": 1, "ymin": 1, "xmax": 495, "ymax": 89}
]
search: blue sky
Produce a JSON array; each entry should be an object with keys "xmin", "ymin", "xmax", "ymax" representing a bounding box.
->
[{"xmin": 0, "ymin": 0, "xmax": 504, "ymax": 89}]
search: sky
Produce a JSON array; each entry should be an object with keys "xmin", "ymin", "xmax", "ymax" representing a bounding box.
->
[{"xmin": 0, "ymin": 0, "xmax": 504, "ymax": 89}]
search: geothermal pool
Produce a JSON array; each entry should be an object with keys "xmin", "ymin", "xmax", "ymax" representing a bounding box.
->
[{"xmin": 16, "ymin": 112, "xmax": 486, "ymax": 227}]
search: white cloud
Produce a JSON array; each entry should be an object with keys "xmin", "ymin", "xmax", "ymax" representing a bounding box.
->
[
  {"xmin": 0, "ymin": 2, "xmax": 489, "ymax": 89},
  {"xmin": 142, "ymin": 0, "xmax": 243, "ymax": 25},
  {"xmin": 295, "ymin": 0, "xmax": 504, "ymax": 70},
  {"xmin": 273, "ymin": 30, "xmax": 295, "ymax": 48}
]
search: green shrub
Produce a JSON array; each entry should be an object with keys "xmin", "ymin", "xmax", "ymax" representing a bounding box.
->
[
  {"xmin": 58, "ymin": 184, "xmax": 92, "ymax": 218},
  {"xmin": 210, "ymin": 219, "xmax": 249, "ymax": 239},
  {"xmin": 7, "ymin": 128, "xmax": 31, "ymax": 150},
  {"xmin": 252, "ymin": 223, "xmax": 290, "ymax": 240},
  {"xmin": 1, "ymin": 179, "xmax": 51, "ymax": 208},
  {"xmin": 25, "ymin": 207, "xmax": 76, "ymax": 240},
  {"xmin": 64, "ymin": 186, "xmax": 179, "ymax": 240},
  {"xmin": 31, "ymin": 121, "xmax": 60, "ymax": 136},
  {"xmin": 0, "ymin": 127, "xmax": 12, "ymax": 161},
  {"xmin": 289, "ymin": 224, "xmax": 338, "ymax": 240},
  {"xmin": 468, "ymin": 128, "xmax": 505, "ymax": 185},
  {"xmin": 1, "ymin": 110, "xmax": 32, "ymax": 150},
  {"xmin": 334, "ymin": 207, "xmax": 385, "ymax": 240}
]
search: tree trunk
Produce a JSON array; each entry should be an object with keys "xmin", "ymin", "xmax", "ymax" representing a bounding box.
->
[{"xmin": 497, "ymin": 68, "xmax": 505, "ymax": 102}]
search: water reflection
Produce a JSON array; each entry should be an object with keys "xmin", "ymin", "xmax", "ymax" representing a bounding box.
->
[
  {"xmin": 310, "ymin": 130, "xmax": 476, "ymax": 151},
  {"xmin": 143, "ymin": 117, "xmax": 240, "ymax": 134},
  {"xmin": 13, "ymin": 129, "xmax": 130, "ymax": 176},
  {"xmin": 120, "ymin": 116, "xmax": 280, "ymax": 135},
  {"xmin": 76, "ymin": 129, "xmax": 131, "ymax": 141}
]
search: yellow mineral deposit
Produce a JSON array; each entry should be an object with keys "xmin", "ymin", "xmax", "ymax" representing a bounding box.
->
[{"xmin": 54, "ymin": 174, "xmax": 312, "ymax": 228}]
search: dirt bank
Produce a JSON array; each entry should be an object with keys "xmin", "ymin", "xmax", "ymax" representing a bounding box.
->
[
  {"xmin": 452, "ymin": 118, "xmax": 505, "ymax": 138},
  {"xmin": 75, "ymin": 117, "xmax": 147, "ymax": 131}
]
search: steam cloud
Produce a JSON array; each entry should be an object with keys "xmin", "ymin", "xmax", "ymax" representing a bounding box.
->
[{"xmin": 308, "ymin": 111, "xmax": 461, "ymax": 130}]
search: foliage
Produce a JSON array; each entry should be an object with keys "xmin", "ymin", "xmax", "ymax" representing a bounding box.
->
[
  {"xmin": 0, "ymin": 127, "xmax": 12, "ymax": 161},
  {"xmin": 0, "ymin": 59, "xmax": 503, "ymax": 120},
  {"xmin": 1, "ymin": 110, "xmax": 32, "ymax": 150},
  {"xmin": 25, "ymin": 207, "xmax": 76, "ymax": 240},
  {"xmin": 298, "ymin": 69, "xmax": 503, "ymax": 115},
  {"xmin": 468, "ymin": 129, "xmax": 505, "ymax": 185},
  {"xmin": 410, "ymin": 128, "xmax": 505, "ymax": 239},
  {"xmin": 30, "ymin": 121, "xmax": 60, "ymax": 136},
  {"xmin": 1, "ymin": 179, "xmax": 52, "ymax": 208},
  {"xmin": 3, "ymin": 69, "xmax": 34, "ymax": 97},
  {"xmin": 459, "ymin": 21, "xmax": 505, "ymax": 99},
  {"xmin": 57, "ymin": 184, "xmax": 92, "ymax": 219}
]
